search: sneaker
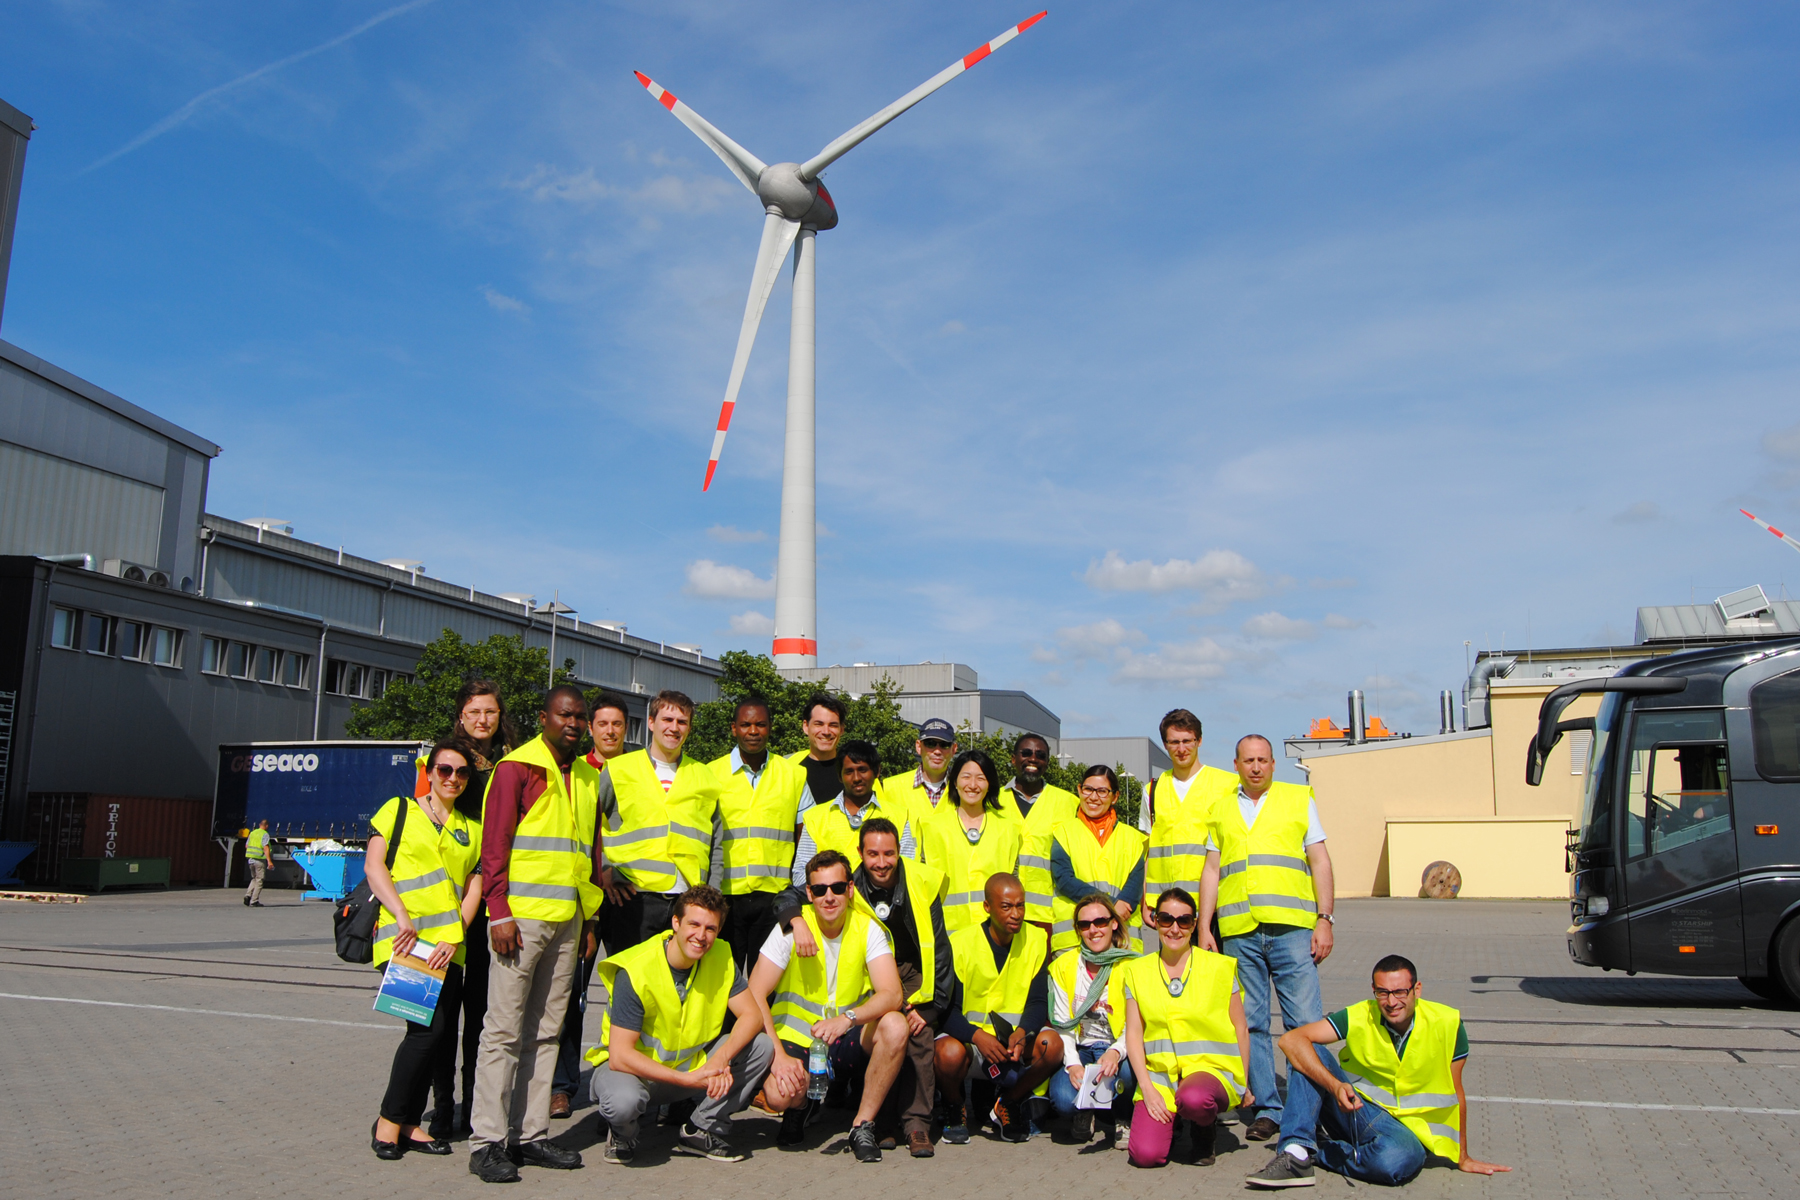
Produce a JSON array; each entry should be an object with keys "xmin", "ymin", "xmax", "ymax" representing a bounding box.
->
[
  {"xmin": 469, "ymin": 1144, "xmax": 520, "ymax": 1183},
  {"xmin": 675, "ymin": 1123, "xmax": 746, "ymax": 1163},
  {"xmin": 1184, "ymin": 1119, "xmax": 1217, "ymax": 1166},
  {"xmin": 601, "ymin": 1131, "xmax": 635, "ymax": 1165},
  {"xmin": 1245, "ymin": 1115, "xmax": 1280, "ymax": 1142},
  {"xmin": 1246, "ymin": 1149, "xmax": 1316, "ymax": 1188},
  {"xmin": 1112, "ymin": 1120, "xmax": 1131, "ymax": 1150},
  {"xmin": 991, "ymin": 1098, "xmax": 1028, "ymax": 1143},
  {"xmin": 1069, "ymin": 1110, "xmax": 1095, "ymax": 1143},
  {"xmin": 941, "ymin": 1103, "xmax": 969, "ymax": 1145},
  {"xmin": 243, "ymin": 896, "xmax": 251, "ymax": 906},
  {"xmin": 778, "ymin": 1105, "xmax": 808, "ymax": 1148},
  {"xmin": 849, "ymin": 1120, "xmax": 882, "ymax": 1163}
]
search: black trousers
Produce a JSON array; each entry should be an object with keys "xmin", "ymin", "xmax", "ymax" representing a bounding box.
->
[
  {"xmin": 434, "ymin": 910, "xmax": 489, "ymax": 1134},
  {"xmin": 597, "ymin": 888, "xmax": 678, "ymax": 957},
  {"xmin": 720, "ymin": 890, "xmax": 780, "ymax": 976},
  {"xmin": 380, "ymin": 961, "xmax": 464, "ymax": 1127}
]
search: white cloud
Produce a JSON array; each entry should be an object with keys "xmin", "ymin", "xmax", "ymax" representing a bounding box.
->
[
  {"xmin": 1763, "ymin": 422, "xmax": 1800, "ymax": 462},
  {"xmin": 1083, "ymin": 550, "xmax": 1269, "ymax": 608},
  {"xmin": 1113, "ymin": 637, "xmax": 1237, "ymax": 686},
  {"xmin": 939, "ymin": 320, "xmax": 967, "ymax": 335},
  {"xmin": 1242, "ymin": 611, "xmax": 1316, "ymax": 640},
  {"xmin": 1057, "ymin": 618, "xmax": 1144, "ymax": 655},
  {"xmin": 1611, "ymin": 500, "xmax": 1658, "ymax": 524},
  {"xmin": 508, "ymin": 164, "xmax": 735, "ymax": 214},
  {"xmin": 707, "ymin": 524, "xmax": 766, "ymax": 543},
  {"xmin": 1323, "ymin": 613, "xmax": 1371, "ymax": 630},
  {"xmin": 482, "ymin": 286, "xmax": 527, "ymax": 313},
  {"xmin": 683, "ymin": 559, "xmax": 775, "ymax": 599},
  {"xmin": 728, "ymin": 610, "xmax": 775, "ymax": 635}
]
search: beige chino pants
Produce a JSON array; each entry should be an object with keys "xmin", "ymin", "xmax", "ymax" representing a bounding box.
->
[{"xmin": 470, "ymin": 916, "xmax": 578, "ymax": 1150}]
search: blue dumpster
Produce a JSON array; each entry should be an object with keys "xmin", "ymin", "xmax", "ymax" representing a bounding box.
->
[
  {"xmin": 291, "ymin": 849, "xmax": 366, "ymax": 902},
  {"xmin": 0, "ymin": 842, "xmax": 36, "ymax": 884}
]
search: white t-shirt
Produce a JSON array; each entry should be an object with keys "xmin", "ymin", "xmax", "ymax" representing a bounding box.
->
[
  {"xmin": 1169, "ymin": 773, "xmax": 1197, "ymax": 801},
  {"xmin": 758, "ymin": 920, "xmax": 892, "ymax": 999},
  {"xmin": 648, "ymin": 751, "xmax": 691, "ymax": 889}
]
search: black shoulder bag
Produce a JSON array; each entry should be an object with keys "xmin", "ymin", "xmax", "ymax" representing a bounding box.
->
[{"xmin": 333, "ymin": 801, "xmax": 407, "ymax": 964}]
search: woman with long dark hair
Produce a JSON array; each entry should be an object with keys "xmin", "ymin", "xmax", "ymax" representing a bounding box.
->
[{"xmin": 920, "ymin": 749, "xmax": 1022, "ymax": 930}]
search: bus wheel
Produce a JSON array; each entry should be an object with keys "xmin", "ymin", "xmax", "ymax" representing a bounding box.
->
[
  {"xmin": 1766, "ymin": 919, "xmax": 1800, "ymax": 1008},
  {"xmin": 1738, "ymin": 975, "xmax": 1795, "ymax": 1006}
]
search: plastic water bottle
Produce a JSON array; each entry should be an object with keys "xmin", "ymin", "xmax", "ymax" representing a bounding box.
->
[{"xmin": 806, "ymin": 1003, "xmax": 836, "ymax": 1100}]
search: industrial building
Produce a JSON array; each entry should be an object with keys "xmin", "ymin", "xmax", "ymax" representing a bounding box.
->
[
  {"xmin": 1289, "ymin": 585, "xmax": 1800, "ymax": 899},
  {"xmin": 776, "ymin": 661, "xmax": 1061, "ymax": 752},
  {"xmin": 1058, "ymin": 737, "xmax": 1172, "ymax": 786}
]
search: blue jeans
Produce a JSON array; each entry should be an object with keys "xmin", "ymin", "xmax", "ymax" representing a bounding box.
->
[
  {"xmin": 1278, "ymin": 1045, "xmax": 1427, "ymax": 1186},
  {"xmin": 1045, "ymin": 1042, "xmax": 1136, "ymax": 1118},
  {"xmin": 1222, "ymin": 923, "xmax": 1322, "ymax": 1121}
]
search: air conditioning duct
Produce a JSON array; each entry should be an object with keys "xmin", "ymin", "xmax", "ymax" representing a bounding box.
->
[{"xmin": 102, "ymin": 558, "xmax": 169, "ymax": 586}]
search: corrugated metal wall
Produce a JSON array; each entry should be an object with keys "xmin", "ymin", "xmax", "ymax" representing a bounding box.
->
[{"xmin": 0, "ymin": 440, "xmax": 164, "ymax": 564}]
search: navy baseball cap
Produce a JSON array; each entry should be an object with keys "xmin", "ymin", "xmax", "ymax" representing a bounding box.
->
[{"xmin": 917, "ymin": 718, "xmax": 956, "ymax": 744}]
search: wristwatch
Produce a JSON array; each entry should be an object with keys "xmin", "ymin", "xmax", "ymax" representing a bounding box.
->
[
  {"xmin": 1319, "ymin": 913, "xmax": 1336, "ymax": 925},
  {"xmin": 843, "ymin": 1008, "xmax": 858, "ymax": 1025}
]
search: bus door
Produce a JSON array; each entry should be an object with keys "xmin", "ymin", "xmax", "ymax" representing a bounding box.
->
[{"xmin": 1621, "ymin": 708, "xmax": 1742, "ymax": 974}]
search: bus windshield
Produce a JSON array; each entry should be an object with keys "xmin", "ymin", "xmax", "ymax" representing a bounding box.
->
[{"xmin": 1575, "ymin": 692, "xmax": 1623, "ymax": 851}]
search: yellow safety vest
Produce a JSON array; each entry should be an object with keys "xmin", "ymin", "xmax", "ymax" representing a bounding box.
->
[
  {"xmin": 497, "ymin": 738, "xmax": 603, "ymax": 924},
  {"xmin": 920, "ymin": 802, "xmax": 1023, "ymax": 931},
  {"xmin": 603, "ymin": 749, "xmax": 718, "ymax": 897},
  {"xmin": 1210, "ymin": 780, "xmax": 1318, "ymax": 937},
  {"xmin": 851, "ymin": 859, "xmax": 945, "ymax": 1006},
  {"xmin": 246, "ymin": 829, "xmax": 270, "ymax": 861},
  {"xmin": 998, "ymin": 783, "xmax": 1077, "ymax": 923},
  {"xmin": 710, "ymin": 750, "xmax": 807, "ymax": 895},
  {"xmin": 799, "ymin": 793, "xmax": 919, "ymax": 868},
  {"xmin": 1124, "ymin": 949, "xmax": 1245, "ymax": 1108},
  {"xmin": 948, "ymin": 921, "xmax": 1047, "ymax": 1037},
  {"xmin": 1339, "ymin": 998, "xmax": 1463, "ymax": 1159},
  {"xmin": 583, "ymin": 931, "xmax": 734, "ymax": 1071},
  {"xmin": 769, "ymin": 906, "xmax": 878, "ymax": 1050},
  {"xmin": 371, "ymin": 796, "xmax": 481, "ymax": 967},
  {"xmin": 1049, "ymin": 949, "xmax": 1129, "ymax": 1044},
  {"xmin": 1048, "ymin": 817, "xmax": 1147, "ymax": 954},
  {"xmin": 880, "ymin": 769, "xmax": 953, "ymax": 834},
  {"xmin": 1144, "ymin": 765, "xmax": 1237, "ymax": 909}
]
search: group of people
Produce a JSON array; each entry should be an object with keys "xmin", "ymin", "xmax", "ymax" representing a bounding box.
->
[{"xmin": 359, "ymin": 684, "xmax": 1509, "ymax": 1186}]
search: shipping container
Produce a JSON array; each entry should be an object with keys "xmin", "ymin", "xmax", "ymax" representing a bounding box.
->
[
  {"xmin": 211, "ymin": 740, "xmax": 423, "ymax": 841},
  {"xmin": 20, "ymin": 793, "xmax": 224, "ymax": 886}
]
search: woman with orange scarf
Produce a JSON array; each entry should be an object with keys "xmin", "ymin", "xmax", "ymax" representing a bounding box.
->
[{"xmin": 1048, "ymin": 766, "xmax": 1148, "ymax": 954}]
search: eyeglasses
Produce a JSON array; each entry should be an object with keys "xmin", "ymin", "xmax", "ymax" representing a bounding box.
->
[
  {"xmin": 808, "ymin": 881, "xmax": 852, "ymax": 897},
  {"xmin": 432, "ymin": 764, "xmax": 471, "ymax": 780},
  {"xmin": 1079, "ymin": 786, "xmax": 1115, "ymax": 798},
  {"xmin": 1074, "ymin": 915, "xmax": 1116, "ymax": 932},
  {"xmin": 1150, "ymin": 910, "xmax": 1197, "ymax": 930},
  {"xmin": 1373, "ymin": 985, "xmax": 1417, "ymax": 1000}
]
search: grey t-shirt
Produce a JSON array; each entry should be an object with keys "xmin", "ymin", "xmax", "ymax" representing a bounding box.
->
[{"xmin": 610, "ymin": 958, "xmax": 748, "ymax": 1032}]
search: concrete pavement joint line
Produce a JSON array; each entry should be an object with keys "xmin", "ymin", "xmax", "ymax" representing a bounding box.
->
[
  {"xmin": 1471, "ymin": 1096, "xmax": 1800, "ymax": 1116},
  {"xmin": 0, "ymin": 991, "xmax": 392, "ymax": 1030},
  {"xmin": 0, "ymin": 957, "xmax": 375, "ymax": 991},
  {"xmin": 0, "ymin": 943, "xmax": 368, "ymax": 974}
]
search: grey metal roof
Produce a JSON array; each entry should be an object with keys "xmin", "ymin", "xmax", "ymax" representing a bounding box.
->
[
  {"xmin": 0, "ymin": 338, "xmax": 221, "ymax": 458},
  {"xmin": 0, "ymin": 98, "xmax": 29, "ymax": 140},
  {"xmin": 1634, "ymin": 600, "xmax": 1800, "ymax": 645}
]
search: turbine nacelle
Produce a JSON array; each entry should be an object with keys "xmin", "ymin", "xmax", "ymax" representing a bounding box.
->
[{"xmin": 757, "ymin": 163, "xmax": 838, "ymax": 231}]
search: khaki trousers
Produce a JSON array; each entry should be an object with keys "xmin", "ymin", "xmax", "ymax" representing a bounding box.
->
[
  {"xmin": 470, "ymin": 916, "xmax": 578, "ymax": 1150},
  {"xmin": 245, "ymin": 861, "xmax": 266, "ymax": 904}
]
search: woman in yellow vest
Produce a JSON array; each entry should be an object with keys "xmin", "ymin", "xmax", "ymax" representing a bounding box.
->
[
  {"xmin": 920, "ymin": 749, "xmax": 1023, "ymax": 930},
  {"xmin": 1047, "ymin": 892, "xmax": 1140, "ymax": 1146},
  {"xmin": 366, "ymin": 738, "xmax": 485, "ymax": 1160},
  {"xmin": 1123, "ymin": 886, "xmax": 1249, "ymax": 1169},
  {"xmin": 1048, "ymin": 765, "xmax": 1147, "ymax": 954}
]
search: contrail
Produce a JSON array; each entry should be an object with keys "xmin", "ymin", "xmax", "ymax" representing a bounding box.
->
[{"xmin": 82, "ymin": 0, "xmax": 438, "ymax": 174}]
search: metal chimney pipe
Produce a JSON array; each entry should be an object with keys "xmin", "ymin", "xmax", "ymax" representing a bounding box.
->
[
  {"xmin": 1439, "ymin": 690, "xmax": 1456, "ymax": 734},
  {"xmin": 1348, "ymin": 690, "xmax": 1366, "ymax": 745}
]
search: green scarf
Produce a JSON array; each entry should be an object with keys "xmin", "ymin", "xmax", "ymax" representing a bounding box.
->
[{"xmin": 1050, "ymin": 944, "xmax": 1138, "ymax": 1031}]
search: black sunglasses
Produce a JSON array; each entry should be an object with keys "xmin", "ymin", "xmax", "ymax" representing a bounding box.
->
[
  {"xmin": 808, "ymin": 881, "xmax": 852, "ymax": 897},
  {"xmin": 1074, "ymin": 915, "xmax": 1116, "ymax": 932},
  {"xmin": 1150, "ymin": 910, "xmax": 1197, "ymax": 930}
]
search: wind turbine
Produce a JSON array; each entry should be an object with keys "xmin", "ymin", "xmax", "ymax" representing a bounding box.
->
[
  {"xmin": 635, "ymin": 11, "xmax": 1047, "ymax": 668},
  {"xmin": 1741, "ymin": 509, "xmax": 1800, "ymax": 556}
]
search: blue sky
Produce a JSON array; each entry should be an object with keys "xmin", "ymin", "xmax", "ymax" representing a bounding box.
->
[{"xmin": 5, "ymin": 1, "xmax": 1800, "ymax": 774}]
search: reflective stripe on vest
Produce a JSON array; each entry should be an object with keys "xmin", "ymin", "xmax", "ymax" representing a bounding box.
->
[
  {"xmin": 371, "ymin": 796, "xmax": 474, "ymax": 967},
  {"xmin": 710, "ymin": 752, "xmax": 807, "ymax": 896},
  {"xmin": 852, "ymin": 860, "xmax": 944, "ymax": 1006},
  {"xmin": 500, "ymin": 739, "xmax": 602, "ymax": 924},
  {"xmin": 1143, "ymin": 766, "xmax": 1235, "ymax": 909},
  {"xmin": 1047, "ymin": 817, "xmax": 1147, "ymax": 953},
  {"xmin": 920, "ymin": 804, "xmax": 1023, "ymax": 932},
  {"xmin": 1338, "ymin": 997, "xmax": 1463, "ymax": 1159},
  {"xmin": 604, "ymin": 750, "xmax": 717, "ymax": 895},
  {"xmin": 947, "ymin": 921, "xmax": 1047, "ymax": 1038},
  {"xmin": 1211, "ymin": 781, "xmax": 1318, "ymax": 937},
  {"xmin": 769, "ymin": 907, "xmax": 876, "ymax": 1050},
  {"xmin": 800, "ymin": 794, "xmax": 919, "ymax": 867},
  {"xmin": 1124, "ymin": 948, "xmax": 1244, "ymax": 1108},
  {"xmin": 584, "ymin": 932, "xmax": 733, "ymax": 1071},
  {"xmin": 998, "ymin": 783, "xmax": 1076, "ymax": 922}
]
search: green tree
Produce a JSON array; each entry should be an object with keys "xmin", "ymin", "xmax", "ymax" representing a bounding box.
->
[
  {"xmin": 344, "ymin": 628, "xmax": 575, "ymax": 743},
  {"xmin": 954, "ymin": 723, "xmax": 1147, "ymax": 827},
  {"xmin": 686, "ymin": 651, "xmax": 922, "ymax": 775}
]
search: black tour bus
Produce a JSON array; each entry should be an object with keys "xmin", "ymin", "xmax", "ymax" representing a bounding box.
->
[{"xmin": 1528, "ymin": 636, "xmax": 1800, "ymax": 1003}]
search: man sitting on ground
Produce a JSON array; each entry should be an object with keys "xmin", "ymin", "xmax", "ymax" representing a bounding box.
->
[{"xmin": 1245, "ymin": 954, "xmax": 1510, "ymax": 1188}]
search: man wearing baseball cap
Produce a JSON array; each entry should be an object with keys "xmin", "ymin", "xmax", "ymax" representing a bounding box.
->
[{"xmin": 881, "ymin": 718, "xmax": 959, "ymax": 833}]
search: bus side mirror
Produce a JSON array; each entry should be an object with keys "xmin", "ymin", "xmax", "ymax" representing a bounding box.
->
[
  {"xmin": 1526, "ymin": 717, "xmax": 1595, "ymax": 787},
  {"xmin": 1524, "ymin": 675, "xmax": 1688, "ymax": 787}
]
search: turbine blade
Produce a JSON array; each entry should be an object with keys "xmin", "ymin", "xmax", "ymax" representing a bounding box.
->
[
  {"xmin": 1741, "ymin": 509, "xmax": 1800, "ymax": 556},
  {"xmin": 799, "ymin": 11, "xmax": 1046, "ymax": 180},
  {"xmin": 704, "ymin": 212, "xmax": 803, "ymax": 491},
  {"xmin": 634, "ymin": 70, "xmax": 767, "ymax": 194}
]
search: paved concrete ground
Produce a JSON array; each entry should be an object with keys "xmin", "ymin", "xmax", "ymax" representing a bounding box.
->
[{"xmin": 1, "ymin": 890, "xmax": 1795, "ymax": 1199}]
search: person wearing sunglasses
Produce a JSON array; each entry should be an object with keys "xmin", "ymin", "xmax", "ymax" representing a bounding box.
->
[
  {"xmin": 920, "ymin": 749, "xmax": 1023, "ymax": 930},
  {"xmin": 880, "ymin": 716, "xmax": 960, "ymax": 827},
  {"xmin": 1247, "ymin": 954, "xmax": 1508, "ymax": 1188},
  {"xmin": 365, "ymin": 737, "xmax": 487, "ymax": 1161},
  {"xmin": 1048, "ymin": 765, "xmax": 1147, "ymax": 955},
  {"xmin": 997, "ymin": 733, "xmax": 1079, "ymax": 933},
  {"xmin": 934, "ymin": 873, "xmax": 1060, "ymax": 1144},
  {"xmin": 749, "ymin": 850, "xmax": 908, "ymax": 1163},
  {"xmin": 1046, "ymin": 893, "xmax": 1139, "ymax": 1148},
  {"xmin": 1122, "ymin": 887, "xmax": 1249, "ymax": 1169}
]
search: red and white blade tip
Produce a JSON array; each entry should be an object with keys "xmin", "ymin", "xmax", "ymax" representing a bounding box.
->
[
  {"xmin": 634, "ymin": 70, "xmax": 678, "ymax": 110},
  {"xmin": 1743, "ymin": 509, "xmax": 1793, "ymax": 540},
  {"xmin": 962, "ymin": 11, "xmax": 1047, "ymax": 69},
  {"xmin": 702, "ymin": 404, "xmax": 735, "ymax": 492}
]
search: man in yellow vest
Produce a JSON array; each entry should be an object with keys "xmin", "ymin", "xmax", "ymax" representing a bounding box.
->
[
  {"xmin": 469, "ymin": 685, "xmax": 603, "ymax": 1184},
  {"xmin": 879, "ymin": 717, "xmax": 958, "ymax": 826},
  {"xmin": 999, "ymin": 734, "xmax": 1078, "ymax": 931},
  {"xmin": 788, "ymin": 740, "xmax": 916, "ymax": 893},
  {"xmin": 749, "ymin": 849, "xmax": 910, "ymax": 1163},
  {"xmin": 1140, "ymin": 708, "xmax": 1237, "ymax": 936},
  {"xmin": 584, "ymin": 885, "xmax": 775, "ymax": 1166},
  {"xmin": 243, "ymin": 818, "xmax": 272, "ymax": 907},
  {"xmin": 933, "ymin": 873, "xmax": 1061, "ymax": 1144},
  {"xmin": 596, "ymin": 689, "xmax": 720, "ymax": 956},
  {"xmin": 1247, "ymin": 954, "xmax": 1510, "ymax": 1187},
  {"xmin": 708, "ymin": 695, "xmax": 811, "ymax": 970},
  {"xmin": 1199, "ymin": 734, "xmax": 1335, "ymax": 1144}
]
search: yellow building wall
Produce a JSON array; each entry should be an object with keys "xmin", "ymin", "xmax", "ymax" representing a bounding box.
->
[
  {"xmin": 1489, "ymin": 683, "xmax": 1601, "ymax": 819},
  {"xmin": 1386, "ymin": 818, "xmax": 1570, "ymax": 899}
]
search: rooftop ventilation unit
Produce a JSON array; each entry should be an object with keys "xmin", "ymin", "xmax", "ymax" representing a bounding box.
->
[
  {"xmin": 102, "ymin": 557, "xmax": 171, "ymax": 587},
  {"xmin": 1716, "ymin": 584, "xmax": 1772, "ymax": 624}
]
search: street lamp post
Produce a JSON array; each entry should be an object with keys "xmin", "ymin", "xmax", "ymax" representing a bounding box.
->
[{"xmin": 534, "ymin": 594, "xmax": 578, "ymax": 688}]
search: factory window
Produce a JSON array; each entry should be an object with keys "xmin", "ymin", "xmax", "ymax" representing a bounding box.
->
[
  {"xmin": 226, "ymin": 641, "xmax": 252, "ymax": 679},
  {"xmin": 369, "ymin": 668, "xmax": 391, "ymax": 699},
  {"xmin": 282, "ymin": 652, "xmax": 310, "ymax": 688},
  {"xmin": 254, "ymin": 646, "xmax": 282, "ymax": 683},
  {"xmin": 117, "ymin": 621, "xmax": 145, "ymax": 661},
  {"xmin": 201, "ymin": 636, "xmax": 225, "ymax": 674},
  {"xmin": 51, "ymin": 608, "xmax": 79, "ymax": 649},
  {"xmin": 83, "ymin": 615, "xmax": 114, "ymax": 655},
  {"xmin": 325, "ymin": 659, "xmax": 367, "ymax": 697},
  {"xmin": 150, "ymin": 628, "xmax": 182, "ymax": 667}
]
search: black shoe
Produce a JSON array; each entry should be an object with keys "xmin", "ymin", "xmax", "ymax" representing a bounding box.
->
[
  {"xmin": 1184, "ymin": 1120, "xmax": 1217, "ymax": 1166},
  {"xmin": 371, "ymin": 1120, "xmax": 405, "ymax": 1161},
  {"xmin": 849, "ymin": 1121, "xmax": 882, "ymax": 1163},
  {"xmin": 1246, "ymin": 1149, "xmax": 1317, "ymax": 1188},
  {"xmin": 1069, "ymin": 1109, "xmax": 1094, "ymax": 1143},
  {"xmin": 940, "ymin": 1103, "xmax": 969, "ymax": 1145},
  {"xmin": 406, "ymin": 1135, "xmax": 453, "ymax": 1156},
  {"xmin": 513, "ymin": 1139, "xmax": 583, "ymax": 1170},
  {"xmin": 675, "ymin": 1122, "xmax": 746, "ymax": 1163},
  {"xmin": 991, "ymin": 1098, "xmax": 1028, "ymax": 1143},
  {"xmin": 243, "ymin": 896, "xmax": 251, "ymax": 906},
  {"xmin": 779, "ymin": 1105, "xmax": 808, "ymax": 1147},
  {"xmin": 1245, "ymin": 1115, "xmax": 1280, "ymax": 1141},
  {"xmin": 249, "ymin": 901, "xmax": 265, "ymax": 907},
  {"xmin": 468, "ymin": 1144, "xmax": 519, "ymax": 1183}
]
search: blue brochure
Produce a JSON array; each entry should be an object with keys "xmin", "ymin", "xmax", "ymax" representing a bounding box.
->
[{"xmin": 374, "ymin": 942, "xmax": 445, "ymax": 1023}]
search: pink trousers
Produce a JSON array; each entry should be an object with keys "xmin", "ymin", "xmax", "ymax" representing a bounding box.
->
[{"xmin": 1127, "ymin": 1071, "xmax": 1230, "ymax": 1168}]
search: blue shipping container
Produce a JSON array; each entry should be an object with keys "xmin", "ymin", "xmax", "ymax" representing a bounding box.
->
[{"xmin": 212, "ymin": 741, "xmax": 424, "ymax": 841}]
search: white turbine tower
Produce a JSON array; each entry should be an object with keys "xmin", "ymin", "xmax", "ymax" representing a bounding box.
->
[{"xmin": 636, "ymin": 11, "xmax": 1046, "ymax": 668}]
